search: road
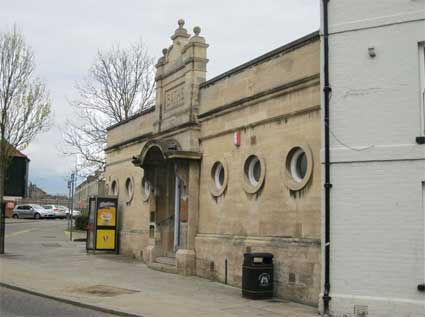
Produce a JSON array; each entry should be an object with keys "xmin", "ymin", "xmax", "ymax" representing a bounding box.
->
[{"xmin": 0, "ymin": 285, "xmax": 121, "ymax": 317}]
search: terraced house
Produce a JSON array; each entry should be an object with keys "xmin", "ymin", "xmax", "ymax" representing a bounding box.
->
[{"xmin": 105, "ymin": 20, "xmax": 321, "ymax": 306}]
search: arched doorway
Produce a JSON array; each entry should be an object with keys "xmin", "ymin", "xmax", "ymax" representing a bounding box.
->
[{"xmin": 132, "ymin": 139, "xmax": 201, "ymax": 267}]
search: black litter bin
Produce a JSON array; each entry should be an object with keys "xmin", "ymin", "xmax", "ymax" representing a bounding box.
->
[{"xmin": 242, "ymin": 252, "xmax": 273, "ymax": 299}]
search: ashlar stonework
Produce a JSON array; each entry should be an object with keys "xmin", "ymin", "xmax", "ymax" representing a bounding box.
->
[{"xmin": 105, "ymin": 20, "xmax": 321, "ymax": 307}]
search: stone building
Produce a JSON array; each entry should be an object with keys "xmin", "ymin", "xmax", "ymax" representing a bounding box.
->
[
  {"xmin": 28, "ymin": 182, "xmax": 48, "ymax": 200},
  {"xmin": 74, "ymin": 170, "xmax": 106, "ymax": 211},
  {"xmin": 321, "ymin": 1, "xmax": 425, "ymax": 316},
  {"xmin": 105, "ymin": 20, "xmax": 321, "ymax": 306}
]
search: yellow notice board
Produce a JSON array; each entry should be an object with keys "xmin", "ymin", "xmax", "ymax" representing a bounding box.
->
[
  {"xmin": 96, "ymin": 229, "xmax": 116, "ymax": 249},
  {"xmin": 97, "ymin": 206, "xmax": 116, "ymax": 226}
]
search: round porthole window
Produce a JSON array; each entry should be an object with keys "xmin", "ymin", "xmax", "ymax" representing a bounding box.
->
[
  {"xmin": 209, "ymin": 160, "xmax": 228, "ymax": 197},
  {"xmin": 290, "ymin": 148, "xmax": 307, "ymax": 182},
  {"xmin": 214, "ymin": 162, "xmax": 225, "ymax": 189},
  {"xmin": 111, "ymin": 180, "xmax": 119, "ymax": 196},
  {"xmin": 142, "ymin": 177, "xmax": 152, "ymax": 202},
  {"xmin": 242, "ymin": 154, "xmax": 266, "ymax": 194},
  {"xmin": 125, "ymin": 177, "xmax": 134, "ymax": 203},
  {"xmin": 247, "ymin": 156, "xmax": 261, "ymax": 186},
  {"xmin": 284, "ymin": 145, "xmax": 313, "ymax": 191}
]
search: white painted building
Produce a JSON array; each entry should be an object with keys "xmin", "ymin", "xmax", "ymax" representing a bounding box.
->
[{"xmin": 321, "ymin": 1, "xmax": 425, "ymax": 316}]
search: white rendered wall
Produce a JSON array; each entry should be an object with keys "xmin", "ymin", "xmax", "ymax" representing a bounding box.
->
[{"xmin": 321, "ymin": 1, "xmax": 425, "ymax": 316}]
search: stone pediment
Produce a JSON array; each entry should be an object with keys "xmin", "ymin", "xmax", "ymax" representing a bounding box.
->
[{"xmin": 153, "ymin": 20, "xmax": 209, "ymax": 133}]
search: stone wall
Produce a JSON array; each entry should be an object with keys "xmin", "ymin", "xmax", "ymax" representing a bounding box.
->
[
  {"xmin": 106, "ymin": 141, "xmax": 150, "ymax": 259},
  {"xmin": 105, "ymin": 22, "xmax": 322, "ymax": 307},
  {"xmin": 195, "ymin": 35, "xmax": 321, "ymax": 306}
]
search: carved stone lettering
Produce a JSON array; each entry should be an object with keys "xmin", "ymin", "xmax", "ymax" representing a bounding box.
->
[{"xmin": 165, "ymin": 85, "xmax": 185, "ymax": 110}]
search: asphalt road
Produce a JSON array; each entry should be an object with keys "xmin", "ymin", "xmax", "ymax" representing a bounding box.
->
[{"xmin": 0, "ymin": 286, "xmax": 121, "ymax": 317}]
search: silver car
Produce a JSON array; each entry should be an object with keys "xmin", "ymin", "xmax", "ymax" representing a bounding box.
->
[
  {"xmin": 65, "ymin": 208, "xmax": 81, "ymax": 219},
  {"xmin": 12, "ymin": 204, "xmax": 55, "ymax": 219},
  {"xmin": 43, "ymin": 205, "xmax": 67, "ymax": 219}
]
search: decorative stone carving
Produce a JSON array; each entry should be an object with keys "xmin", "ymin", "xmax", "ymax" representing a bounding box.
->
[{"xmin": 165, "ymin": 84, "xmax": 185, "ymax": 110}]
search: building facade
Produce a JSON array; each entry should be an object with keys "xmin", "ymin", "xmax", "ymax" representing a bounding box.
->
[
  {"xmin": 3, "ymin": 146, "xmax": 30, "ymax": 217},
  {"xmin": 106, "ymin": 20, "xmax": 321, "ymax": 306},
  {"xmin": 74, "ymin": 171, "xmax": 106, "ymax": 211},
  {"xmin": 321, "ymin": 1, "xmax": 425, "ymax": 316}
]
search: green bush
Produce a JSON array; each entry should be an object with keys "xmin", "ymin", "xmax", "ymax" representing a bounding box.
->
[{"xmin": 74, "ymin": 214, "xmax": 89, "ymax": 231}]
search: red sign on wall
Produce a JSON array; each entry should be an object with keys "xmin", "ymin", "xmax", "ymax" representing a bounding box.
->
[{"xmin": 234, "ymin": 131, "xmax": 241, "ymax": 146}]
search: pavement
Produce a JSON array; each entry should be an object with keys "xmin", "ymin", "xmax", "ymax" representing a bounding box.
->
[{"xmin": 0, "ymin": 219, "xmax": 320, "ymax": 317}]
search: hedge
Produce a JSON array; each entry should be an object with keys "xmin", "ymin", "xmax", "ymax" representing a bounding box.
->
[{"xmin": 74, "ymin": 214, "xmax": 89, "ymax": 231}]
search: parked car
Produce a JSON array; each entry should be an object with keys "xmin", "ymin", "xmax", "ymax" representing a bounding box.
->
[
  {"xmin": 65, "ymin": 208, "xmax": 82, "ymax": 219},
  {"xmin": 57, "ymin": 205, "xmax": 69, "ymax": 216},
  {"xmin": 12, "ymin": 204, "xmax": 55, "ymax": 219},
  {"xmin": 43, "ymin": 205, "xmax": 67, "ymax": 219}
]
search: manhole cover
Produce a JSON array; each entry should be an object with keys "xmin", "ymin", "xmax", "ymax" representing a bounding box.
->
[
  {"xmin": 41, "ymin": 243, "xmax": 61, "ymax": 247},
  {"xmin": 68, "ymin": 285, "xmax": 139, "ymax": 297}
]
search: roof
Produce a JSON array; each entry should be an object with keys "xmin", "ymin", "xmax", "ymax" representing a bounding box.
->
[{"xmin": 1, "ymin": 141, "xmax": 30, "ymax": 160}]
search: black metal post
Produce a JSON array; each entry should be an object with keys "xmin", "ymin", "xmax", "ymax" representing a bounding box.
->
[
  {"xmin": 225, "ymin": 258, "xmax": 228, "ymax": 284},
  {"xmin": 322, "ymin": 0, "xmax": 332, "ymax": 314},
  {"xmin": 0, "ymin": 202, "xmax": 5, "ymax": 254}
]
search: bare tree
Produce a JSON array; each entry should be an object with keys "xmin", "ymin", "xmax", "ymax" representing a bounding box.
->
[
  {"xmin": 0, "ymin": 25, "xmax": 52, "ymax": 253},
  {"xmin": 63, "ymin": 41, "xmax": 155, "ymax": 172}
]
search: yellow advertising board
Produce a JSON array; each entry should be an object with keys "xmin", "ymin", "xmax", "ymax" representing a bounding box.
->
[
  {"xmin": 97, "ymin": 206, "xmax": 116, "ymax": 226},
  {"xmin": 96, "ymin": 229, "xmax": 116, "ymax": 249},
  {"xmin": 86, "ymin": 197, "xmax": 118, "ymax": 253}
]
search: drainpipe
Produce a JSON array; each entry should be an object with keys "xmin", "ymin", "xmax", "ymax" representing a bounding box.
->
[{"xmin": 322, "ymin": 0, "xmax": 332, "ymax": 314}]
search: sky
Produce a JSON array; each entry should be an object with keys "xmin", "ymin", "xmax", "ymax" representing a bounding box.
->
[{"xmin": 0, "ymin": 0, "xmax": 319, "ymax": 195}]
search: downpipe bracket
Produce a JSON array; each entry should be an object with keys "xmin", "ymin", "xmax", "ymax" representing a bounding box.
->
[{"xmin": 323, "ymin": 86, "xmax": 332, "ymax": 93}]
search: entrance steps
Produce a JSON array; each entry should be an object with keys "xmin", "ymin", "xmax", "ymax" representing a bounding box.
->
[{"xmin": 150, "ymin": 256, "xmax": 177, "ymax": 274}]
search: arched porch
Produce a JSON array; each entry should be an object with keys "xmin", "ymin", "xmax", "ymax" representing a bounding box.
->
[{"xmin": 132, "ymin": 139, "xmax": 201, "ymax": 275}]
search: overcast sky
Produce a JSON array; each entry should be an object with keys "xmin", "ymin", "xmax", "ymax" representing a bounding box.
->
[{"xmin": 1, "ymin": 0, "xmax": 319, "ymax": 195}]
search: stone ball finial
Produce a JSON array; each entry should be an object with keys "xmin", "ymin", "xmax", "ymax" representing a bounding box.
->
[
  {"xmin": 178, "ymin": 19, "xmax": 185, "ymax": 28},
  {"xmin": 162, "ymin": 48, "xmax": 168, "ymax": 56},
  {"xmin": 193, "ymin": 26, "xmax": 201, "ymax": 36}
]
